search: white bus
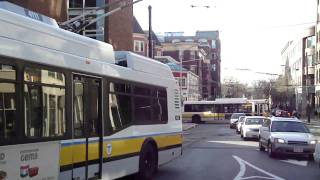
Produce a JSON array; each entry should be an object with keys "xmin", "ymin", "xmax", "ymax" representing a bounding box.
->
[
  {"xmin": 0, "ymin": 2, "xmax": 182, "ymax": 180},
  {"xmin": 183, "ymin": 98, "xmax": 269, "ymax": 123}
]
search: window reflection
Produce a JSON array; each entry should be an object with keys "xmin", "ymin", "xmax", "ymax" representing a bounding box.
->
[
  {"xmin": 74, "ymin": 82, "xmax": 84, "ymax": 137},
  {"xmin": 24, "ymin": 67, "xmax": 65, "ymax": 86},
  {"xmin": 109, "ymin": 82, "xmax": 132, "ymax": 132},
  {"xmin": 0, "ymin": 83, "xmax": 16, "ymax": 139},
  {"xmin": 24, "ymin": 67, "xmax": 66, "ymax": 138},
  {"xmin": 0, "ymin": 64, "xmax": 16, "ymax": 139},
  {"xmin": 0, "ymin": 64, "xmax": 16, "ymax": 80}
]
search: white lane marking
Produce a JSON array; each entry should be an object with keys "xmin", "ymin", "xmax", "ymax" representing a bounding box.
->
[
  {"xmin": 280, "ymin": 159, "xmax": 308, "ymax": 166},
  {"xmin": 233, "ymin": 155, "xmax": 285, "ymax": 180},
  {"xmin": 242, "ymin": 176, "xmax": 280, "ymax": 180},
  {"xmin": 207, "ymin": 140, "xmax": 258, "ymax": 147}
]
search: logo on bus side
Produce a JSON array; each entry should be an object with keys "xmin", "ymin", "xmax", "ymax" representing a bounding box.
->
[
  {"xmin": 106, "ymin": 144, "xmax": 112, "ymax": 156},
  {"xmin": 0, "ymin": 153, "xmax": 4, "ymax": 161}
]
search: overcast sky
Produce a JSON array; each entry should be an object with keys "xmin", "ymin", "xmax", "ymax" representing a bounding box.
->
[{"xmin": 133, "ymin": 0, "xmax": 317, "ymax": 85}]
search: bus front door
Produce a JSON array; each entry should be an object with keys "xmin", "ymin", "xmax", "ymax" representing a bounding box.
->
[{"xmin": 73, "ymin": 75, "xmax": 103, "ymax": 180}]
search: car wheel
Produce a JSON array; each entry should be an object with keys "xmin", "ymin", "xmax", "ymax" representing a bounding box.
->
[
  {"xmin": 137, "ymin": 143, "xmax": 158, "ymax": 180},
  {"xmin": 259, "ymin": 140, "xmax": 265, "ymax": 151},
  {"xmin": 192, "ymin": 115, "xmax": 201, "ymax": 124},
  {"xmin": 268, "ymin": 142, "xmax": 275, "ymax": 158}
]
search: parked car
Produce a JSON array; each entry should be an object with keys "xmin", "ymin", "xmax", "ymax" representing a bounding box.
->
[
  {"xmin": 314, "ymin": 143, "xmax": 320, "ymax": 167},
  {"xmin": 230, "ymin": 113, "xmax": 246, "ymax": 129},
  {"xmin": 259, "ymin": 117, "xmax": 316, "ymax": 158},
  {"xmin": 240, "ymin": 116, "xmax": 265, "ymax": 140},
  {"xmin": 236, "ymin": 116, "xmax": 245, "ymax": 134}
]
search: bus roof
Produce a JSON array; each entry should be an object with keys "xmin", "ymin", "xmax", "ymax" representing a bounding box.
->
[
  {"xmin": 0, "ymin": 3, "xmax": 115, "ymax": 64},
  {"xmin": 214, "ymin": 98, "xmax": 248, "ymax": 104}
]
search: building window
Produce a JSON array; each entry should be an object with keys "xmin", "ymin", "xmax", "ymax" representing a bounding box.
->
[
  {"xmin": 306, "ymin": 55, "xmax": 315, "ymax": 66},
  {"xmin": 69, "ymin": 0, "xmax": 83, "ymax": 8},
  {"xmin": 190, "ymin": 51, "xmax": 195, "ymax": 59},
  {"xmin": 212, "ymin": 64, "xmax": 216, "ymax": 71},
  {"xmin": 177, "ymin": 78, "xmax": 186, "ymax": 88},
  {"xmin": 134, "ymin": 40, "xmax": 144, "ymax": 52},
  {"xmin": 212, "ymin": 40, "xmax": 216, "ymax": 48}
]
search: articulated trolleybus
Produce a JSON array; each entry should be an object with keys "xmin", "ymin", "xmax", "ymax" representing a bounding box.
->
[{"xmin": 0, "ymin": 2, "xmax": 182, "ymax": 180}]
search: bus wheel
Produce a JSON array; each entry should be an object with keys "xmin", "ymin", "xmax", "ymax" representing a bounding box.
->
[
  {"xmin": 192, "ymin": 115, "xmax": 201, "ymax": 124},
  {"xmin": 137, "ymin": 143, "xmax": 158, "ymax": 180}
]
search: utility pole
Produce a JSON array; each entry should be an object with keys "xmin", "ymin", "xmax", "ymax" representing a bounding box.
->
[{"xmin": 148, "ymin": 5, "xmax": 153, "ymax": 58}]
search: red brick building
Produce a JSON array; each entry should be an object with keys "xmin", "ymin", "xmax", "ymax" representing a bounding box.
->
[{"xmin": 162, "ymin": 31, "xmax": 221, "ymax": 100}]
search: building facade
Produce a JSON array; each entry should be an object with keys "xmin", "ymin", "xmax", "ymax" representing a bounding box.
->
[
  {"xmin": 281, "ymin": 26, "xmax": 315, "ymax": 116},
  {"xmin": 166, "ymin": 63, "xmax": 200, "ymax": 101},
  {"xmin": 162, "ymin": 31, "xmax": 221, "ymax": 100},
  {"xmin": 68, "ymin": 0, "xmax": 133, "ymax": 51},
  {"xmin": 315, "ymin": 0, "xmax": 320, "ymax": 116},
  {"xmin": 154, "ymin": 56, "xmax": 200, "ymax": 101},
  {"xmin": 133, "ymin": 16, "xmax": 148, "ymax": 56}
]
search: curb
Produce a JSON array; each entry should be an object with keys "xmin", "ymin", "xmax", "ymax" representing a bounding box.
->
[{"xmin": 183, "ymin": 123, "xmax": 198, "ymax": 131}]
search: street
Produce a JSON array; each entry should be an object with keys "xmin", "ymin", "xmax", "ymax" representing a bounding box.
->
[{"xmin": 154, "ymin": 124, "xmax": 320, "ymax": 180}]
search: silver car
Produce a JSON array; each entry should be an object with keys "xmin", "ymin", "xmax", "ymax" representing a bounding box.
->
[
  {"xmin": 236, "ymin": 116, "xmax": 245, "ymax": 134},
  {"xmin": 240, "ymin": 116, "xmax": 266, "ymax": 139},
  {"xmin": 259, "ymin": 117, "xmax": 316, "ymax": 158},
  {"xmin": 230, "ymin": 113, "xmax": 245, "ymax": 129}
]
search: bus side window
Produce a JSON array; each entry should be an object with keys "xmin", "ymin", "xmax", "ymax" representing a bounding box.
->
[
  {"xmin": 0, "ymin": 64, "xmax": 17, "ymax": 140},
  {"xmin": 108, "ymin": 82, "xmax": 132, "ymax": 132},
  {"xmin": 24, "ymin": 67, "xmax": 66, "ymax": 138},
  {"xmin": 73, "ymin": 81, "xmax": 84, "ymax": 137},
  {"xmin": 153, "ymin": 88, "xmax": 167, "ymax": 123}
]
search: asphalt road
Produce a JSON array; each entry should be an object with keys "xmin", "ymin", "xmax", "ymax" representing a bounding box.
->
[{"xmin": 154, "ymin": 124, "xmax": 320, "ymax": 180}]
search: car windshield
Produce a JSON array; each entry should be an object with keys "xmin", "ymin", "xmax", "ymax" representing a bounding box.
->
[
  {"xmin": 271, "ymin": 121, "xmax": 310, "ymax": 133},
  {"xmin": 231, "ymin": 114, "xmax": 245, "ymax": 119},
  {"xmin": 245, "ymin": 118, "xmax": 264, "ymax": 125}
]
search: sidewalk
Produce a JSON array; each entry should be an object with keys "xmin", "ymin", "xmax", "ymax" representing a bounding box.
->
[{"xmin": 301, "ymin": 118, "xmax": 320, "ymax": 140}]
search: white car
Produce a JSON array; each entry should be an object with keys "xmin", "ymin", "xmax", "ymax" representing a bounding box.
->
[
  {"xmin": 230, "ymin": 113, "xmax": 246, "ymax": 129},
  {"xmin": 241, "ymin": 116, "xmax": 265, "ymax": 140},
  {"xmin": 259, "ymin": 117, "xmax": 316, "ymax": 158},
  {"xmin": 236, "ymin": 116, "xmax": 245, "ymax": 134}
]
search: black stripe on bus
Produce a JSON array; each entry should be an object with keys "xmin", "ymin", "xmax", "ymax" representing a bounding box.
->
[
  {"xmin": 158, "ymin": 144, "xmax": 182, "ymax": 151},
  {"xmin": 60, "ymin": 144, "xmax": 182, "ymax": 172}
]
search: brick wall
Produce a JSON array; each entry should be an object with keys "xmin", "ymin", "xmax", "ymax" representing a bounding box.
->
[
  {"xmin": 107, "ymin": 0, "xmax": 133, "ymax": 51},
  {"xmin": 7, "ymin": 0, "xmax": 68, "ymax": 22}
]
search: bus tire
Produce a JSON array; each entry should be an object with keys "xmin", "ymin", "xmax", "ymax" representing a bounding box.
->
[
  {"xmin": 137, "ymin": 142, "xmax": 158, "ymax": 180},
  {"xmin": 192, "ymin": 115, "xmax": 201, "ymax": 124}
]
